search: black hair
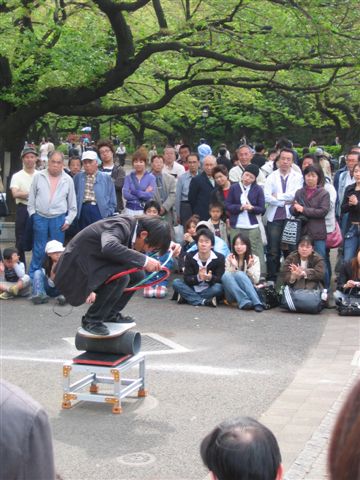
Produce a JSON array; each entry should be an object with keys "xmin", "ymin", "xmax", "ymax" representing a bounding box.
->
[
  {"xmin": 212, "ymin": 164, "xmax": 229, "ymax": 178},
  {"xmin": 196, "ymin": 228, "xmax": 215, "ymax": 246},
  {"xmin": 68, "ymin": 156, "xmax": 82, "ymax": 167},
  {"xmin": 302, "ymin": 165, "xmax": 324, "ymax": 186},
  {"xmin": 143, "ymin": 200, "xmax": 161, "ymax": 214},
  {"xmin": 276, "ymin": 137, "xmax": 292, "ymax": 149},
  {"xmin": 179, "ymin": 144, "xmax": 191, "ymax": 152},
  {"xmin": 136, "ymin": 216, "xmax": 171, "ymax": 255},
  {"xmin": 255, "ymin": 143, "xmax": 265, "ymax": 153},
  {"xmin": 187, "ymin": 152, "xmax": 200, "ymax": 162},
  {"xmin": 3, "ymin": 247, "xmax": 19, "ymax": 260},
  {"xmin": 231, "ymin": 233, "xmax": 252, "ymax": 265},
  {"xmin": 298, "ymin": 234, "xmax": 314, "ymax": 247},
  {"xmin": 218, "ymin": 147, "xmax": 227, "ymax": 156},
  {"xmin": 209, "ymin": 202, "xmax": 224, "ymax": 212},
  {"xmin": 279, "ymin": 148, "xmax": 294, "ymax": 161},
  {"xmin": 200, "ymin": 416, "xmax": 282, "ymax": 480}
]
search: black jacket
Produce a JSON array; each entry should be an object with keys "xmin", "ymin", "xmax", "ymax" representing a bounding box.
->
[
  {"xmin": 184, "ymin": 250, "xmax": 225, "ymax": 287},
  {"xmin": 188, "ymin": 172, "xmax": 215, "ymax": 220}
]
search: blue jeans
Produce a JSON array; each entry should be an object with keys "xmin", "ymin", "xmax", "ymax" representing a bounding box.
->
[
  {"xmin": 343, "ymin": 224, "xmax": 360, "ymax": 262},
  {"xmin": 221, "ymin": 271, "xmax": 262, "ymax": 308},
  {"xmin": 32, "ymin": 269, "xmax": 60, "ymax": 297},
  {"xmin": 29, "ymin": 213, "xmax": 65, "ymax": 278},
  {"xmin": 172, "ymin": 279, "xmax": 223, "ymax": 306},
  {"xmin": 313, "ymin": 239, "xmax": 329, "ymax": 289}
]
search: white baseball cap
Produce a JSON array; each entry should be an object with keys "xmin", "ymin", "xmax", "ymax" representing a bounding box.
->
[
  {"xmin": 81, "ymin": 150, "xmax": 98, "ymax": 162},
  {"xmin": 45, "ymin": 240, "xmax": 65, "ymax": 254}
]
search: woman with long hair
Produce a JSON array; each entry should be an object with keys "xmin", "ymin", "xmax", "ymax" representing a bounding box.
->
[{"xmin": 221, "ymin": 233, "xmax": 264, "ymax": 312}]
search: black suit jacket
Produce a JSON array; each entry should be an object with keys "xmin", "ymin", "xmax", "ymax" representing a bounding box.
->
[
  {"xmin": 188, "ymin": 172, "xmax": 215, "ymax": 220},
  {"xmin": 184, "ymin": 250, "xmax": 225, "ymax": 287},
  {"xmin": 54, "ymin": 216, "xmax": 147, "ymax": 306}
]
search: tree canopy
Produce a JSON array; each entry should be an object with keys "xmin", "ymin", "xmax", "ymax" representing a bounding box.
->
[{"xmin": 1, "ymin": 0, "xmax": 360, "ymax": 166}]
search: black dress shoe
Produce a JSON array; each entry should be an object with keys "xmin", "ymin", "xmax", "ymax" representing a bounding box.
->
[
  {"xmin": 82, "ymin": 321, "xmax": 110, "ymax": 336},
  {"xmin": 108, "ymin": 313, "xmax": 135, "ymax": 324},
  {"xmin": 254, "ymin": 304, "xmax": 264, "ymax": 312},
  {"xmin": 242, "ymin": 303, "xmax": 253, "ymax": 310}
]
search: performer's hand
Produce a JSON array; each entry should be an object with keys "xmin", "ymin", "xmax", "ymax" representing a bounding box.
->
[
  {"xmin": 146, "ymin": 257, "xmax": 161, "ymax": 272},
  {"xmin": 86, "ymin": 292, "xmax": 96, "ymax": 303},
  {"xmin": 169, "ymin": 241, "xmax": 181, "ymax": 257},
  {"xmin": 61, "ymin": 222, "xmax": 70, "ymax": 231}
]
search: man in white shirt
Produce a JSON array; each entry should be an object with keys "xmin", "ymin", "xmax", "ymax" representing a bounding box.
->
[
  {"xmin": 163, "ymin": 146, "xmax": 185, "ymax": 180},
  {"xmin": 10, "ymin": 147, "xmax": 38, "ymax": 264},
  {"xmin": 175, "ymin": 153, "xmax": 200, "ymax": 226},
  {"xmin": 229, "ymin": 145, "xmax": 267, "ymax": 187},
  {"xmin": 264, "ymin": 148, "xmax": 303, "ymax": 282}
]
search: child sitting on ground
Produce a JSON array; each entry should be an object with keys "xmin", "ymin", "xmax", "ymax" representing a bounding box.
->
[
  {"xmin": 0, "ymin": 247, "xmax": 31, "ymax": 299},
  {"xmin": 142, "ymin": 200, "xmax": 174, "ymax": 298},
  {"xmin": 31, "ymin": 240, "xmax": 67, "ymax": 305}
]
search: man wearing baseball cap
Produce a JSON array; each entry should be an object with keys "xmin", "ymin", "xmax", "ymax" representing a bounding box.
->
[
  {"xmin": 10, "ymin": 148, "xmax": 38, "ymax": 265},
  {"xmin": 73, "ymin": 150, "xmax": 116, "ymax": 232}
]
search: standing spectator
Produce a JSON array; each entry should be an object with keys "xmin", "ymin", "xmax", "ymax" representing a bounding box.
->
[
  {"xmin": 163, "ymin": 146, "xmax": 185, "ymax": 180},
  {"xmin": 188, "ymin": 155, "xmax": 216, "ymax": 220},
  {"xmin": 341, "ymin": 162, "xmax": 360, "ymax": 262},
  {"xmin": 123, "ymin": 148, "xmax": 156, "ymax": 216},
  {"xmin": 27, "ymin": 151, "xmax": 77, "ymax": 278},
  {"xmin": 229, "ymin": 145, "xmax": 266, "ymax": 187},
  {"xmin": 216, "ymin": 146, "xmax": 232, "ymax": 171},
  {"xmin": 0, "ymin": 379, "xmax": 56, "ymax": 480},
  {"xmin": 74, "ymin": 151, "xmax": 116, "ymax": 231},
  {"xmin": 197, "ymin": 138, "xmax": 212, "ymax": 165},
  {"xmin": 98, "ymin": 139, "xmax": 126, "ymax": 212},
  {"xmin": 148, "ymin": 144, "xmax": 157, "ymax": 161},
  {"xmin": 115, "ymin": 142, "xmax": 127, "ymax": 166},
  {"xmin": 178, "ymin": 144, "xmax": 191, "ymax": 170},
  {"xmin": 175, "ymin": 153, "xmax": 200, "ymax": 226},
  {"xmin": 225, "ymin": 164, "xmax": 266, "ymax": 277},
  {"xmin": 334, "ymin": 150, "xmax": 359, "ymax": 230},
  {"xmin": 264, "ymin": 148, "xmax": 303, "ymax": 282},
  {"xmin": 150, "ymin": 155, "xmax": 176, "ymax": 227},
  {"xmin": 208, "ymin": 202, "xmax": 228, "ymax": 245},
  {"xmin": 65, "ymin": 156, "xmax": 82, "ymax": 178},
  {"xmin": 252, "ymin": 143, "xmax": 267, "ymax": 168},
  {"xmin": 211, "ymin": 165, "xmax": 231, "ymax": 211},
  {"xmin": 10, "ymin": 147, "xmax": 38, "ymax": 264},
  {"xmin": 68, "ymin": 143, "xmax": 79, "ymax": 157}
]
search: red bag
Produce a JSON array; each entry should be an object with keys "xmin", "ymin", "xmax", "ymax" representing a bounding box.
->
[{"xmin": 326, "ymin": 222, "xmax": 343, "ymax": 249}]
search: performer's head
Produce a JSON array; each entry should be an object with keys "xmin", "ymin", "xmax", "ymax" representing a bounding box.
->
[{"xmin": 134, "ymin": 216, "xmax": 171, "ymax": 255}]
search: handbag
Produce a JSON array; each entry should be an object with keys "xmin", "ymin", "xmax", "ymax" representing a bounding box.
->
[
  {"xmin": 0, "ymin": 192, "xmax": 9, "ymax": 217},
  {"xmin": 280, "ymin": 285, "xmax": 323, "ymax": 314},
  {"xmin": 256, "ymin": 285, "xmax": 279, "ymax": 309},
  {"xmin": 337, "ymin": 288, "xmax": 360, "ymax": 316},
  {"xmin": 326, "ymin": 222, "xmax": 343, "ymax": 249},
  {"xmin": 281, "ymin": 217, "xmax": 302, "ymax": 246}
]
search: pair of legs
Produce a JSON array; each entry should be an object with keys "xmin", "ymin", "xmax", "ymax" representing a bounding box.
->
[
  {"xmin": 32, "ymin": 269, "xmax": 62, "ymax": 303},
  {"xmin": 172, "ymin": 278, "xmax": 223, "ymax": 306},
  {"xmin": 221, "ymin": 271, "xmax": 263, "ymax": 310},
  {"xmin": 0, "ymin": 275, "xmax": 31, "ymax": 299},
  {"xmin": 15, "ymin": 204, "xmax": 28, "ymax": 265},
  {"xmin": 78, "ymin": 203, "xmax": 102, "ymax": 231},
  {"xmin": 83, "ymin": 270, "xmax": 144, "ymax": 331},
  {"xmin": 343, "ymin": 224, "xmax": 360, "ymax": 262},
  {"xmin": 29, "ymin": 213, "xmax": 65, "ymax": 278},
  {"xmin": 266, "ymin": 220, "xmax": 295, "ymax": 282},
  {"xmin": 312, "ymin": 239, "xmax": 329, "ymax": 289}
]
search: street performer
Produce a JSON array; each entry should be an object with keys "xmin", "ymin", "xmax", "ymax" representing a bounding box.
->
[{"xmin": 54, "ymin": 215, "xmax": 172, "ymax": 335}]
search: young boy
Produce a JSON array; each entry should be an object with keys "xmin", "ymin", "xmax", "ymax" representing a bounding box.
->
[
  {"xmin": 172, "ymin": 228, "xmax": 224, "ymax": 307},
  {"xmin": 0, "ymin": 247, "xmax": 31, "ymax": 299},
  {"xmin": 208, "ymin": 202, "xmax": 229, "ymax": 246}
]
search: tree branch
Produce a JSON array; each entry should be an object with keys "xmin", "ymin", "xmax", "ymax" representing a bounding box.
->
[{"xmin": 152, "ymin": 0, "xmax": 168, "ymax": 29}]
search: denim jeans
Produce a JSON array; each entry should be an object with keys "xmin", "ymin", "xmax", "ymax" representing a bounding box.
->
[
  {"xmin": 266, "ymin": 220, "xmax": 296, "ymax": 281},
  {"xmin": 172, "ymin": 279, "xmax": 223, "ymax": 306},
  {"xmin": 221, "ymin": 271, "xmax": 262, "ymax": 308},
  {"xmin": 32, "ymin": 269, "xmax": 60, "ymax": 297},
  {"xmin": 313, "ymin": 239, "xmax": 329, "ymax": 288},
  {"xmin": 343, "ymin": 224, "xmax": 360, "ymax": 262},
  {"xmin": 29, "ymin": 213, "xmax": 65, "ymax": 278}
]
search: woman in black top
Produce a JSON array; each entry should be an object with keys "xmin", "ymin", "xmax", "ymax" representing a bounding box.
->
[{"xmin": 341, "ymin": 162, "xmax": 360, "ymax": 261}]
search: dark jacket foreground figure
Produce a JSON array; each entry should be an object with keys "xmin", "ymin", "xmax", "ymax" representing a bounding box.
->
[
  {"xmin": 282, "ymin": 250, "xmax": 325, "ymax": 289},
  {"xmin": 55, "ymin": 215, "xmax": 171, "ymax": 335}
]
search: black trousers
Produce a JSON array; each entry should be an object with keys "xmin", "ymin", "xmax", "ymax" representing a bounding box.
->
[
  {"xmin": 84, "ymin": 270, "xmax": 144, "ymax": 324},
  {"xmin": 15, "ymin": 204, "xmax": 28, "ymax": 265}
]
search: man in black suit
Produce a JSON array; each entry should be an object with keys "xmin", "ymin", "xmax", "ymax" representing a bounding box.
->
[
  {"xmin": 188, "ymin": 155, "xmax": 216, "ymax": 220},
  {"xmin": 55, "ymin": 215, "xmax": 172, "ymax": 335}
]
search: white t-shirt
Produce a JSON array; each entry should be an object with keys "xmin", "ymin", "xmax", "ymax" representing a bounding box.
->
[
  {"xmin": 163, "ymin": 162, "xmax": 185, "ymax": 180},
  {"xmin": 10, "ymin": 169, "xmax": 37, "ymax": 205}
]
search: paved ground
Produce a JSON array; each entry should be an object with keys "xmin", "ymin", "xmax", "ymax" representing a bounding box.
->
[{"xmin": 1, "ymin": 289, "xmax": 359, "ymax": 480}]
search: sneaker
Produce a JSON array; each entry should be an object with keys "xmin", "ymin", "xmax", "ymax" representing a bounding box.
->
[
  {"xmin": 0, "ymin": 291, "xmax": 13, "ymax": 300},
  {"xmin": 56, "ymin": 295, "xmax": 67, "ymax": 306},
  {"xmin": 32, "ymin": 294, "xmax": 49, "ymax": 305},
  {"xmin": 203, "ymin": 297, "xmax": 217, "ymax": 308},
  {"xmin": 8, "ymin": 285, "xmax": 19, "ymax": 296},
  {"xmin": 177, "ymin": 293, "xmax": 186, "ymax": 304},
  {"xmin": 241, "ymin": 303, "xmax": 253, "ymax": 310},
  {"xmin": 108, "ymin": 313, "xmax": 135, "ymax": 324},
  {"xmin": 254, "ymin": 304, "xmax": 264, "ymax": 312},
  {"xmin": 82, "ymin": 321, "xmax": 110, "ymax": 336}
]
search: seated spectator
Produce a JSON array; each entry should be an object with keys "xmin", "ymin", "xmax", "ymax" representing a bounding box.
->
[
  {"xmin": 0, "ymin": 379, "xmax": 56, "ymax": 480},
  {"xmin": 282, "ymin": 235, "xmax": 325, "ymax": 289},
  {"xmin": 334, "ymin": 246, "xmax": 360, "ymax": 303},
  {"xmin": 208, "ymin": 202, "xmax": 229, "ymax": 246},
  {"xmin": 0, "ymin": 247, "xmax": 31, "ymax": 299},
  {"xmin": 142, "ymin": 200, "xmax": 174, "ymax": 298},
  {"xmin": 31, "ymin": 240, "xmax": 66, "ymax": 305},
  {"xmin": 187, "ymin": 221, "xmax": 230, "ymax": 257},
  {"xmin": 123, "ymin": 148, "xmax": 156, "ymax": 216},
  {"xmin": 222, "ymin": 233, "xmax": 264, "ymax": 312},
  {"xmin": 172, "ymin": 228, "xmax": 224, "ymax": 307},
  {"xmin": 328, "ymin": 377, "xmax": 360, "ymax": 480},
  {"xmin": 200, "ymin": 416, "xmax": 283, "ymax": 480}
]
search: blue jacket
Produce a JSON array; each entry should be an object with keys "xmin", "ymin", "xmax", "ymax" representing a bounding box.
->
[
  {"xmin": 74, "ymin": 171, "xmax": 117, "ymax": 219},
  {"xmin": 225, "ymin": 182, "xmax": 265, "ymax": 228},
  {"xmin": 188, "ymin": 172, "xmax": 215, "ymax": 220}
]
